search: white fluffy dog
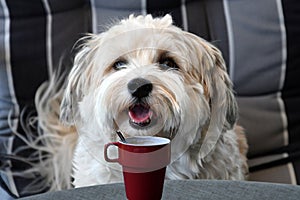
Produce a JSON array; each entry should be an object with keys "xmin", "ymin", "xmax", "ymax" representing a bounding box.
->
[{"xmin": 27, "ymin": 14, "xmax": 248, "ymax": 191}]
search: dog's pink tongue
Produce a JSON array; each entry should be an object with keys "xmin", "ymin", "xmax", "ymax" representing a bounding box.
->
[{"xmin": 129, "ymin": 104, "xmax": 152, "ymax": 123}]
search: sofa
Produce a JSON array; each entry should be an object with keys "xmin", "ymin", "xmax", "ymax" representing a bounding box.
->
[{"xmin": 0, "ymin": 0, "xmax": 299, "ymax": 199}]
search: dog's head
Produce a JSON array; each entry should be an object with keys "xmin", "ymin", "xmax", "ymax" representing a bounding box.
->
[{"xmin": 60, "ymin": 15, "xmax": 237, "ymax": 156}]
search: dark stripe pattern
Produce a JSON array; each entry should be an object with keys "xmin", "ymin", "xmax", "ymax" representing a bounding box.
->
[
  {"xmin": 282, "ymin": 0, "xmax": 300, "ymax": 183},
  {"xmin": 147, "ymin": 0, "xmax": 183, "ymax": 28},
  {"xmin": 7, "ymin": 0, "xmax": 48, "ymax": 107}
]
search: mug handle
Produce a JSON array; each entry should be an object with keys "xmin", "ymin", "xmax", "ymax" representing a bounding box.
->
[{"xmin": 104, "ymin": 142, "xmax": 119, "ymax": 162}]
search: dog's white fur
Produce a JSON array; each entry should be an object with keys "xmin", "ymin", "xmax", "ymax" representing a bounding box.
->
[{"xmin": 28, "ymin": 14, "xmax": 248, "ymax": 191}]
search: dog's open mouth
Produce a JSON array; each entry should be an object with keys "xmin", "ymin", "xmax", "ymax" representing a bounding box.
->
[{"xmin": 128, "ymin": 103, "xmax": 153, "ymax": 127}]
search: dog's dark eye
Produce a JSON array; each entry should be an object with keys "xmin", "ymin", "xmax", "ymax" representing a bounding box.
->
[
  {"xmin": 159, "ymin": 58, "xmax": 179, "ymax": 70},
  {"xmin": 112, "ymin": 59, "xmax": 127, "ymax": 70}
]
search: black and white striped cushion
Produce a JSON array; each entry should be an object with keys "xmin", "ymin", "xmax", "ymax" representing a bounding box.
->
[{"xmin": 0, "ymin": 0, "xmax": 88, "ymax": 197}]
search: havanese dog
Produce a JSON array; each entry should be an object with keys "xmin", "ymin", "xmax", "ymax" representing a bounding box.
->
[{"xmin": 19, "ymin": 14, "xmax": 248, "ymax": 192}]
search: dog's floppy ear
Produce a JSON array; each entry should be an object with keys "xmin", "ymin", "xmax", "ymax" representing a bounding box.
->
[
  {"xmin": 205, "ymin": 43, "xmax": 238, "ymax": 130},
  {"xmin": 60, "ymin": 34, "xmax": 100, "ymax": 125},
  {"xmin": 184, "ymin": 32, "xmax": 238, "ymax": 157}
]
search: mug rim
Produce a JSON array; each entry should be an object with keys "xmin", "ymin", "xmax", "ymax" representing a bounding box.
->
[{"xmin": 119, "ymin": 136, "xmax": 170, "ymax": 146}]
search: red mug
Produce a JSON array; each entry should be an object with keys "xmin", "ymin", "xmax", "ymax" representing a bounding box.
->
[{"xmin": 104, "ymin": 136, "xmax": 171, "ymax": 200}]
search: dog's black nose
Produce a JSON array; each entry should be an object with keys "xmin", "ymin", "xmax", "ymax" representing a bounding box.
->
[{"xmin": 127, "ymin": 78, "xmax": 153, "ymax": 98}]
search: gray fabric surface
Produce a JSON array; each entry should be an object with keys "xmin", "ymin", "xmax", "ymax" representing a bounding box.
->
[
  {"xmin": 91, "ymin": 0, "xmax": 143, "ymax": 33},
  {"xmin": 20, "ymin": 180, "xmax": 300, "ymax": 200},
  {"xmin": 224, "ymin": 0, "xmax": 299, "ymax": 183},
  {"xmin": 226, "ymin": 0, "xmax": 284, "ymax": 94},
  {"xmin": 227, "ymin": 0, "xmax": 287, "ymax": 157},
  {"xmin": 0, "ymin": 185, "xmax": 14, "ymax": 200}
]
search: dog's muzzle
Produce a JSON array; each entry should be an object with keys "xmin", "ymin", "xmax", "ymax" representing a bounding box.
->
[{"xmin": 127, "ymin": 78, "xmax": 153, "ymax": 128}]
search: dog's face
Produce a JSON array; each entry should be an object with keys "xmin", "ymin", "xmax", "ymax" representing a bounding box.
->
[{"xmin": 61, "ymin": 15, "xmax": 237, "ymax": 157}]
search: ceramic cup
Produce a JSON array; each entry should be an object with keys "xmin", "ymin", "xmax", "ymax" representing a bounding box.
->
[{"xmin": 104, "ymin": 136, "xmax": 171, "ymax": 200}]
